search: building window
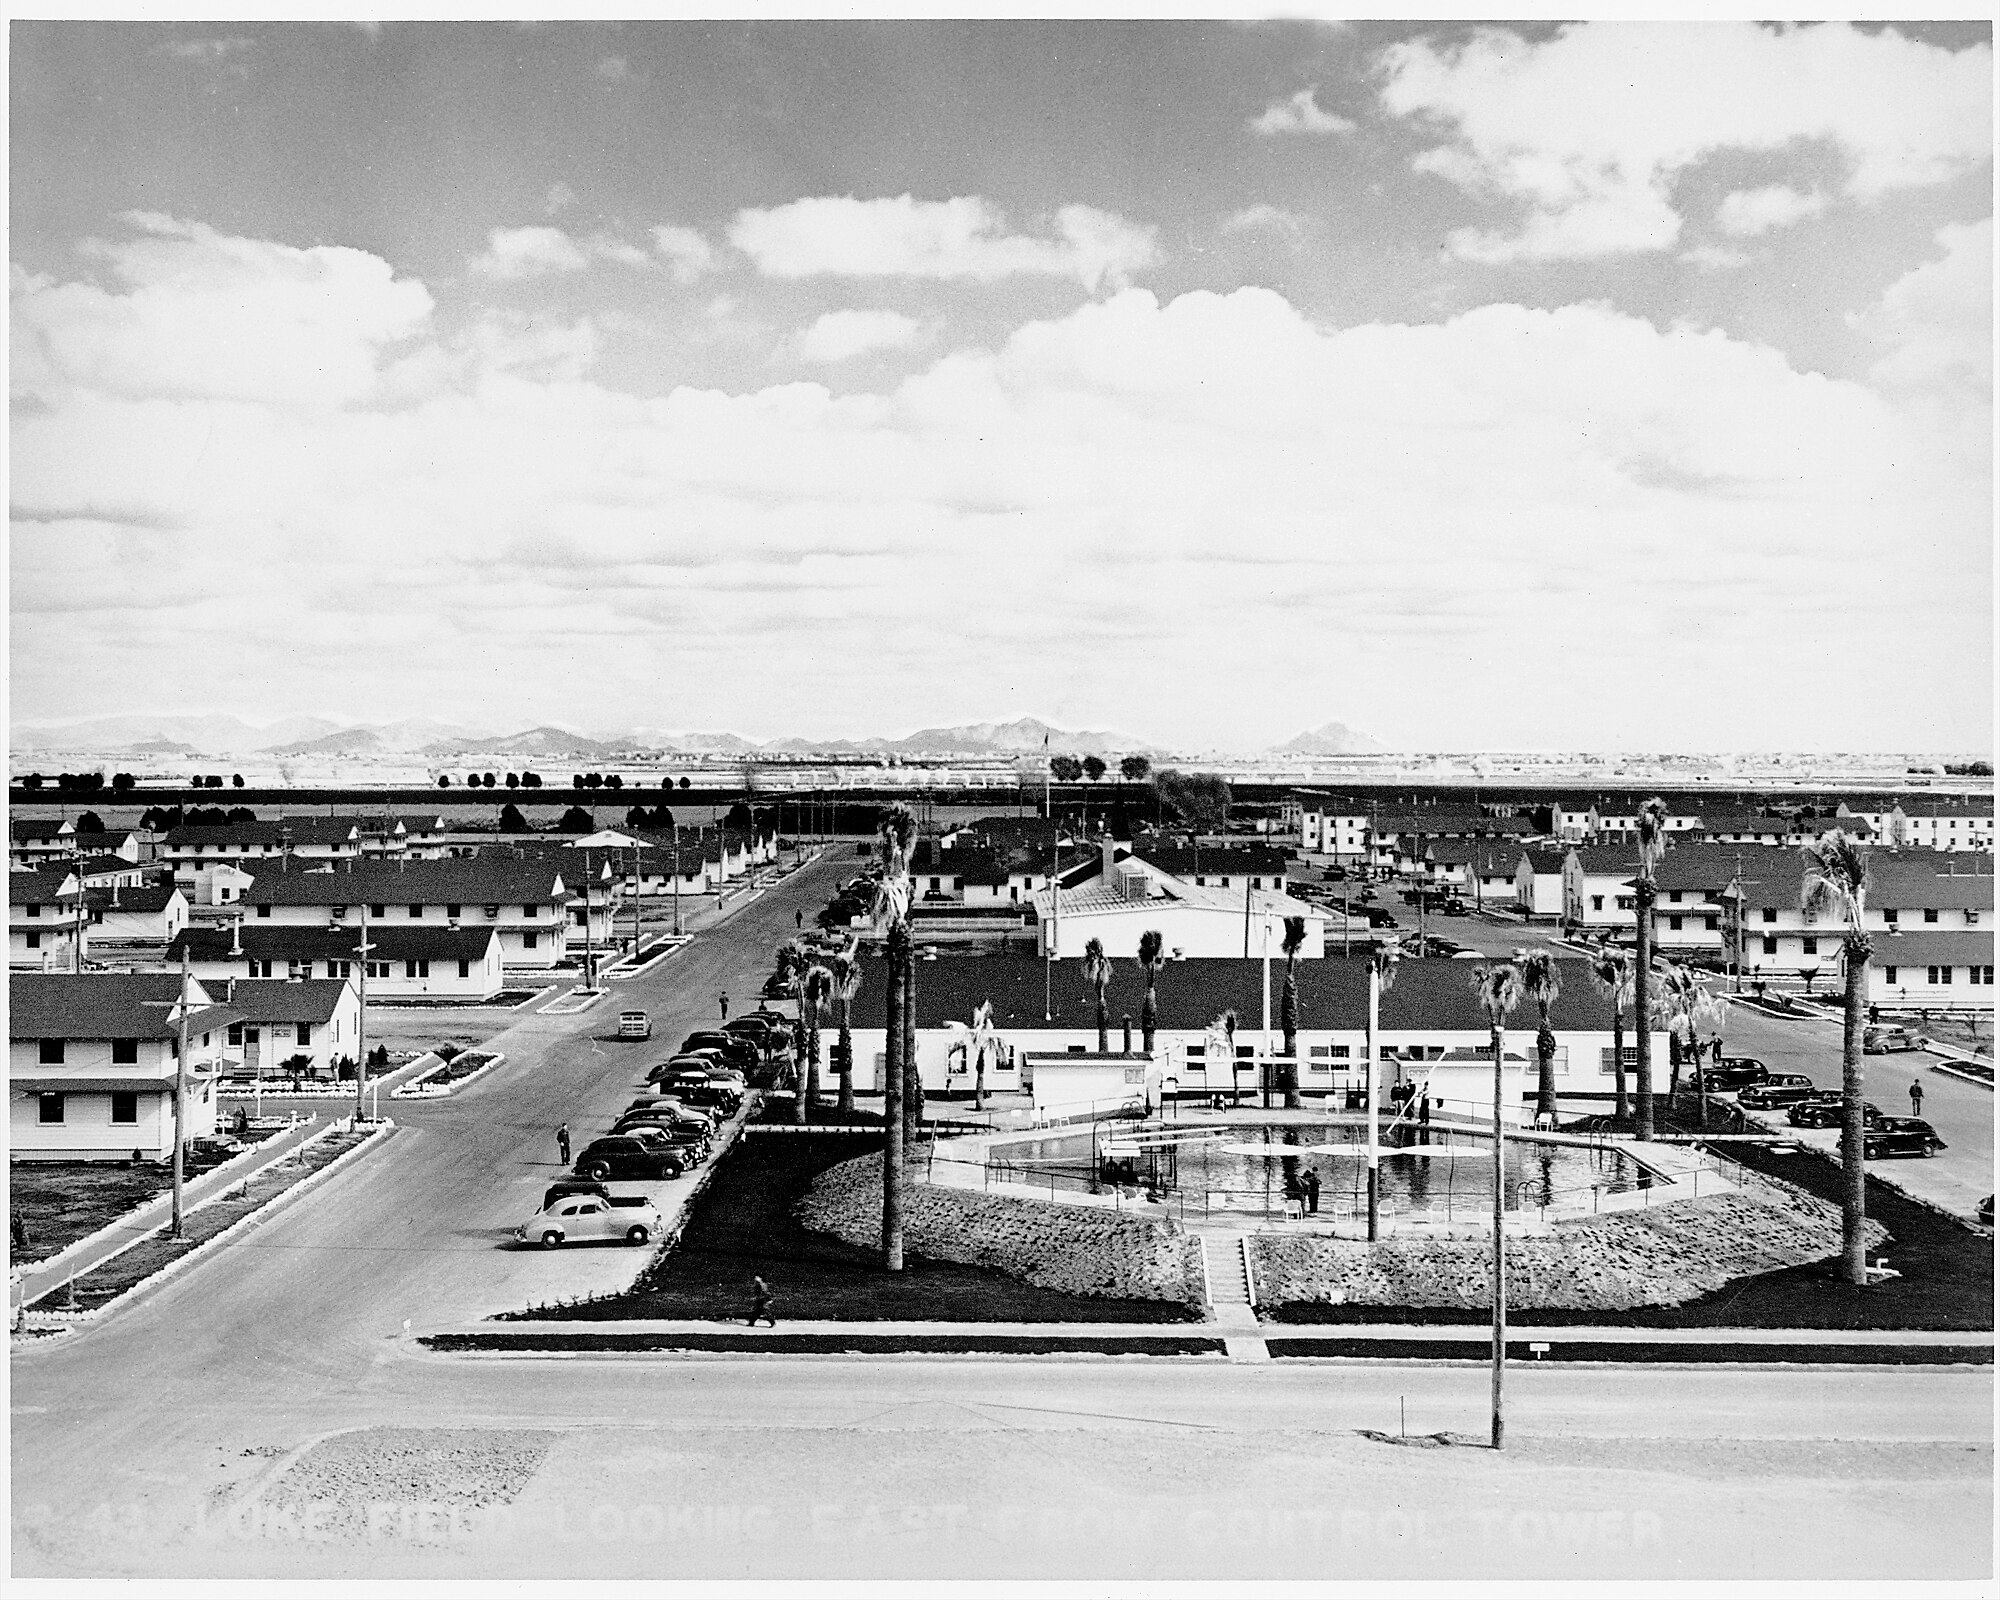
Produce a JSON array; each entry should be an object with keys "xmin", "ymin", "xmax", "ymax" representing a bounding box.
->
[
  {"xmin": 1801, "ymin": 938, "xmax": 1818, "ymax": 956},
  {"xmin": 522, "ymin": 932, "xmax": 537, "ymax": 950},
  {"xmin": 367, "ymin": 960, "xmax": 391, "ymax": 979},
  {"xmin": 1883, "ymin": 908, "xmax": 1898, "ymax": 924},
  {"xmin": 257, "ymin": 904, "xmax": 272, "ymax": 918},
  {"xmin": 1669, "ymin": 891, "xmax": 1682, "ymax": 903},
  {"xmin": 1973, "ymin": 966, "xmax": 1994, "ymax": 985},
  {"xmin": 458, "ymin": 960, "xmax": 471, "ymax": 979},
  {"xmin": 296, "ymin": 1023, "xmax": 313, "ymax": 1046},
  {"xmin": 1704, "ymin": 916, "xmax": 1718, "ymax": 932},
  {"xmin": 1883, "ymin": 966, "xmax": 1898, "ymax": 985},
  {"xmin": 446, "ymin": 904, "xmax": 461, "ymax": 919},
  {"xmin": 1761, "ymin": 909, "xmax": 1776, "ymax": 924},
  {"xmin": 252, "ymin": 959, "xmax": 274, "ymax": 978},
  {"xmin": 228, "ymin": 1024, "xmax": 243, "ymax": 1046},
  {"xmin": 25, "ymin": 932, "xmax": 39, "ymax": 950},
  {"xmin": 1762, "ymin": 937, "xmax": 1778, "ymax": 955},
  {"xmin": 409, "ymin": 905, "xmax": 423, "ymax": 919},
  {"xmin": 329, "ymin": 960, "xmax": 350, "ymax": 979},
  {"xmin": 24, "ymin": 903, "xmax": 40, "ymax": 918},
  {"xmin": 370, "ymin": 904, "xmax": 387, "ymax": 918},
  {"xmin": 1968, "ymin": 911, "xmax": 1981, "ymax": 926},
  {"xmin": 1669, "ymin": 916, "xmax": 1683, "ymax": 931},
  {"xmin": 1923, "ymin": 908, "xmax": 1939, "ymax": 924},
  {"xmin": 111, "ymin": 1038, "xmax": 138, "ymax": 1064},
  {"xmin": 523, "ymin": 905, "xmax": 538, "ymax": 919},
  {"xmin": 38, "ymin": 1039, "xmax": 64, "ymax": 1065},
  {"xmin": 110, "ymin": 1091, "xmax": 138, "ymax": 1125},
  {"xmin": 37, "ymin": 1093, "xmax": 64, "ymax": 1125},
  {"xmin": 1590, "ymin": 896, "xmax": 1603, "ymax": 912},
  {"xmin": 485, "ymin": 905, "xmax": 500, "ymax": 919}
]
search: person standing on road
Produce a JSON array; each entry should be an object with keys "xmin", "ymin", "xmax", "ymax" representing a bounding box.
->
[
  {"xmin": 747, "ymin": 1275, "xmax": 775, "ymax": 1328},
  {"xmin": 719, "ymin": 991, "xmax": 730, "ymax": 1021},
  {"xmin": 556, "ymin": 1123, "xmax": 571, "ymax": 1165},
  {"xmin": 1910, "ymin": 1078, "xmax": 1924, "ymax": 1118}
]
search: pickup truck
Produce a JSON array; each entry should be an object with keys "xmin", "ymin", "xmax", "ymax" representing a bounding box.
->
[{"xmin": 618, "ymin": 1011, "xmax": 652, "ymax": 1041}]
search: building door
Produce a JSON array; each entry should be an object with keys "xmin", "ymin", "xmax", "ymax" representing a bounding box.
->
[{"xmin": 245, "ymin": 1026, "xmax": 261, "ymax": 1069}]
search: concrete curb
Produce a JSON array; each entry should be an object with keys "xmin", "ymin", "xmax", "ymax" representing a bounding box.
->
[
  {"xmin": 19, "ymin": 1119, "xmax": 396, "ymax": 1330},
  {"xmin": 8, "ymin": 1117, "xmax": 324, "ymax": 1299},
  {"xmin": 391, "ymin": 1050, "xmax": 507, "ymax": 1099}
]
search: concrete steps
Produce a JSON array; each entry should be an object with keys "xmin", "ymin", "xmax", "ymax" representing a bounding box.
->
[{"xmin": 1202, "ymin": 1233, "xmax": 1252, "ymax": 1305}]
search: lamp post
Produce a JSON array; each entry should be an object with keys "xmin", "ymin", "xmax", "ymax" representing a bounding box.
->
[
  {"xmin": 171, "ymin": 951, "xmax": 191, "ymax": 1237},
  {"xmin": 353, "ymin": 905, "xmax": 373, "ymax": 1125}
]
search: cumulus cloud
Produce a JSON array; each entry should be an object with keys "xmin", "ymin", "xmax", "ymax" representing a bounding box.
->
[
  {"xmin": 10, "ymin": 212, "xmax": 431, "ymax": 409},
  {"xmin": 1680, "ymin": 244, "xmax": 1751, "ymax": 271},
  {"xmin": 469, "ymin": 225, "xmax": 651, "ymax": 279},
  {"xmin": 727, "ymin": 195, "xmax": 1158, "ymax": 290},
  {"xmin": 795, "ymin": 310, "xmax": 928, "ymax": 363},
  {"xmin": 11, "ymin": 217, "xmax": 1987, "ymax": 749},
  {"xmin": 1221, "ymin": 204, "xmax": 1310, "ymax": 238},
  {"xmin": 1852, "ymin": 218, "xmax": 1992, "ymax": 396},
  {"xmin": 160, "ymin": 37, "xmax": 252, "ymax": 62},
  {"xmin": 1381, "ymin": 22, "xmax": 1992, "ymax": 261},
  {"xmin": 650, "ymin": 225, "xmax": 718, "ymax": 285},
  {"xmin": 1716, "ymin": 185, "xmax": 1828, "ymax": 237},
  {"xmin": 1249, "ymin": 89, "xmax": 1354, "ymax": 137}
]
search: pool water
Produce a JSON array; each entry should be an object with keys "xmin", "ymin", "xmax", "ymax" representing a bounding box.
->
[{"xmin": 987, "ymin": 1122, "xmax": 1650, "ymax": 1219}]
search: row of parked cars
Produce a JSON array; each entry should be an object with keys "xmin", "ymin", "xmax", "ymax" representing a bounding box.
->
[
  {"xmin": 1697, "ymin": 1056, "xmax": 1948, "ymax": 1159},
  {"xmin": 514, "ymin": 1009, "xmax": 793, "ymax": 1249}
]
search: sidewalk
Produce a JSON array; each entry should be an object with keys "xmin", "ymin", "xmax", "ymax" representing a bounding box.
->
[{"xmin": 9, "ymin": 1115, "xmax": 336, "ymax": 1312}]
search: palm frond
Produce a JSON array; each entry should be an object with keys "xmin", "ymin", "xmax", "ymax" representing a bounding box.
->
[
  {"xmin": 1800, "ymin": 829, "xmax": 1869, "ymax": 923},
  {"xmin": 1282, "ymin": 915, "xmax": 1307, "ymax": 956},
  {"xmin": 1137, "ymin": 929, "xmax": 1164, "ymax": 969},
  {"xmin": 1470, "ymin": 959, "xmax": 1523, "ymax": 1023},
  {"xmin": 1515, "ymin": 947, "xmax": 1560, "ymax": 1005}
]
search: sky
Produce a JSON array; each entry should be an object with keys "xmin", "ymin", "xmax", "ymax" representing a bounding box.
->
[{"xmin": 8, "ymin": 18, "xmax": 1994, "ymax": 754}]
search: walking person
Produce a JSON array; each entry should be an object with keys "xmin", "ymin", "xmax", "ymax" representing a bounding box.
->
[
  {"xmin": 1302, "ymin": 1169, "xmax": 1321, "ymax": 1216},
  {"xmin": 795, "ymin": 909, "xmax": 804, "ymax": 930},
  {"xmin": 746, "ymin": 1275, "xmax": 776, "ymax": 1328},
  {"xmin": 719, "ymin": 991, "xmax": 730, "ymax": 1021},
  {"xmin": 1909, "ymin": 1078, "xmax": 1924, "ymax": 1118},
  {"xmin": 556, "ymin": 1123, "xmax": 571, "ymax": 1166}
]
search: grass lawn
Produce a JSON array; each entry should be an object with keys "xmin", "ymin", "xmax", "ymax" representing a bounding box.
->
[
  {"xmin": 1264, "ymin": 1141, "xmax": 1994, "ymax": 1332},
  {"xmin": 512, "ymin": 1131, "xmax": 1199, "ymax": 1324},
  {"xmin": 10, "ymin": 1164, "xmax": 165, "ymax": 1263}
]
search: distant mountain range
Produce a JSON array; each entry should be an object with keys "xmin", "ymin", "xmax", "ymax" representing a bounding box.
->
[
  {"xmin": 1270, "ymin": 721, "xmax": 1385, "ymax": 756},
  {"xmin": 14, "ymin": 713, "xmax": 1169, "ymax": 761}
]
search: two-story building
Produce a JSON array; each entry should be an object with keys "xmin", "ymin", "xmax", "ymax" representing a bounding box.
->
[
  {"xmin": 1722, "ymin": 850, "xmax": 1994, "ymax": 982},
  {"xmin": 1885, "ymin": 797, "xmax": 1995, "ymax": 853},
  {"xmin": 168, "ymin": 922, "xmax": 506, "ymax": 1001},
  {"xmin": 83, "ymin": 881, "xmax": 190, "ymax": 958},
  {"xmin": 1296, "ymin": 795, "xmax": 1372, "ymax": 862},
  {"xmin": 10, "ymin": 972, "xmax": 238, "ymax": 1160},
  {"xmin": 9, "ymin": 866, "xmax": 88, "ymax": 971},
  {"xmin": 1513, "ymin": 848, "xmax": 1568, "ymax": 920},
  {"xmin": 1562, "ymin": 846, "xmax": 1642, "ymax": 939},
  {"xmin": 1871, "ymin": 930, "xmax": 1996, "ymax": 1011},
  {"xmin": 10, "ymin": 818, "xmax": 77, "ymax": 867},
  {"xmin": 1033, "ymin": 837, "xmax": 1325, "ymax": 961},
  {"xmin": 237, "ymin": 858, "xmax": 573, "ymax": 969}
]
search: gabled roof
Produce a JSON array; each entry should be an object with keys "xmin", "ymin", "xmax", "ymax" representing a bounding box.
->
[
  {"xmin": 1128, "ymin": 843, "xmax": 1291, "ymax": 880},
  {"xmin": 11, "ymin": 819, "xmax": 74, "ymax": 843},
  {"xmin": 221, "ymin": 978, "xmax": 355, "ymax": 1023},
  {"xmin": 168, "ymin": 923, "xmax": 502, "ymax": 964},
  {"xmin": 1650, "ymin": 843, "xmax": 1779, "ymax": 894},
  {"xmin": 1566, "ymin": 845, "xmax": 1643, "ymax": 876},
  {"xmin": 9, "ymin": 973, "xmax": 239, "ymax": 1040},
  {"xmin": 1871, "ymin": 858, "xmax": 1996, "ymax": 912},
  {"xmin": 1518, "ymin": 848, "xmax": 1569, "ymax": 875},
  {"xmin": 1894, "ymin": 797, "xmax": 1994, "ymax": 820},
  {"xmin": 8, "ymin": 867, "xmax": 81, "ymax": 905},
  {"xmin": 239, "ymin": 858, "xmax": 569, "ymax": 907},
  {"xmin": 165, "ymin": 820, "xmax": 361, "ymax": 849},
  {"xmin": 84, "ymin": 883, "xmax": 183, "ymax": 914},
  {"xmin": 1872, "ymin": 930, "xmax": 1994, "ymax": 965},
  {"xmin": 859, "ymin": 954, "xmax": 1617, "ymax": 1034},
  {"xmin": 72, "ymin": 853, "xmax": 148, "ymax": 880}
]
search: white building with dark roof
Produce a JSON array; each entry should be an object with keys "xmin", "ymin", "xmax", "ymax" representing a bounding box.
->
[
  {"xmin": 10, "ymin": 972, "xmax": 239, "ymax": 1160},
  {"xmin": 9, "ymin": 866, "xmax": 87, "ymax": 970},
  {"xmin": 168, "ymin": 922, "xmax": 506, "ymax": 1000},
  {"xmin": 218, "ymin": 977, "xmax": 363, "ymax": 1079}
]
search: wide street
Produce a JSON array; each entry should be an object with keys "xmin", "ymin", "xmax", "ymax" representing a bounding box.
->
[{"xmin": 11, "ymin": 849, "xmax": 1993, "ymax": 1583}]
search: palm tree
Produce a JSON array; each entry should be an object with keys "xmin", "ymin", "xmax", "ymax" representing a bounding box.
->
[
  {"xmin": 1656, "ymin": 961, "xmax": 1702, "ymax": 1101},
  {"xmin": 870, "ymin": 806, "xmax": 917, "ymax": 1270},
  {"xmin": 1517, "ymin": 948, "xmax": 1561, "ymax": 1124},
  {"xmin": 945, "ymin": 1000, "xmax": 1000, "ymax": 1111},
  {"xmin": 1631, "ymin": 797, "xmax": 1669, "ymax": 1139},
  {"xmin": 1137, "ymin": 930, "xmax": 1166, "ymax": 1054},
  {"xmin": 1082, "ymin": 936, "xmax": 1113, "ymax": 1053},
  {"xmin": 800, "ymin": 963, "xmax": 832, "ymax": 1118},
  {"xmin": 1364, "ymin": 946, "xmax": 1400, "ymax": 1241},
  {"xmin": 774, "ymin": 937, "xmax": 812, "ymax": 1123},
  {"xmin": 1589, "ymin": 949, "xmax": 1634, "ymax": 1124},
  {"xmin": 830, "ymin": 939, "xmax": 861, "ymax": 1116},
  {"xmin": 1220, "ymin": 1008, "xmax": 1240, "ymax": 1106},
  {"xmin": 1470, "ymin": 958, "xmax": 1524, "ymax": 1452},
  {"xmin": 1278, "ymin": 915, "xmax": 1307, "ymax": 1109},
  {"xmin": 1801, "ymin": 829, "xmax": 1873, "ymax": 1287}
]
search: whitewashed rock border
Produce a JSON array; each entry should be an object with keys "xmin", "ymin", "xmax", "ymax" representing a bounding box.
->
[{"xmin": 391, "ymin": 1051, "xmax": 506, "ymax": 1099}]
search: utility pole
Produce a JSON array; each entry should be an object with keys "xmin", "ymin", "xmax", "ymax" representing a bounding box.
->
[
  {"xmin": 171, "ymin": 950, "xmax": 191, "ymax": 1238},
  {"xmin": 1491, "ymin": 1014, "xmax": 1508, "ymax": 1451},
  {"xmin": 1260, "ymin": 912, "xmax": 1273, "ymax": 1109},
  {"xmin": 1366, "ymin": 956, "xmax": 1382, "ymax": 1241},
  {"xmin": 354, "ymin": 905, "xmax": 373, "ymax": 1124},
  {"xmin": 582, "ymin": 849, "xmax": 595, "ymax": 989},
  {"xmin": 632, "ymin": 841, "xmax": 644, "ymax": 961},
  {"xmin": 672, "ymin": 822, "xmax": 683, "ymax": 936}
]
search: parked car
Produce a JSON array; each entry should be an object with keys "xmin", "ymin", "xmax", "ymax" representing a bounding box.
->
[
  {"xmin": 653, "ymin": 1078, "xmax": 742, "ymax": 1115},
  {"xmin": 681, "ymin": 1031, "xmax": 758, "ymax": 1071},
  {"xmin": 1698, "ymin": 1059, "xmax": 1769, "ymax": 1094},
  {"xmin": 617, "ymin": 1010, "xmax": 652, "ymax": 1041},
  {"xmin": 1736, "ymin": 1074, "xmax": 1820, "ymax": 1109},
  {"xmin": 1786, "ymin": 1096, "xmax": 1883, "ymax": 1130},
  {"xmin": 1863, "ymin": 1026, "xmax": 1923, "ymax": 1055},
  {"xmin": 572, "ymin": 1136, "xmax": 686, "ymax": 1183},
  {"xmin": 624, "ymin": 1096, "xmax": 717, "ymax": 1130},
  {"xmin": 1978, "ymin": 1195, "xmax": 1993, "ymax": 1226},
  {"xmin": 1864, "ymin": 1118, "xmax": 1947, "ymax": 1159},
  {"xmin": 647, "ymin": 1054, "xmax": 729, "ymax": 1084},
  {"xmin": 540, "ymin": 1177, "xmax": 657, "ymax": 1212},
  {"xmin": 515, "ymin": 1193, "xmax": 663, "ymax": 1249},
  {"xmin": 611, "ymin": 1118, "xmax": 709, "ymax": 1160}
]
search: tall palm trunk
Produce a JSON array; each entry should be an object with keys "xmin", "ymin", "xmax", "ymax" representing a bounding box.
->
[
  {"xmin": 1840, "ymin": 935, "xmax": 1872, "ymax": 1286},
  {"xmin": 803, "ymin": 1010, "xmax": 821, "ymax": 1116},
  {"xmin": 1095, "ymin": 993, "xmax": 1108, "ymax": 1054},
  {"xmin": 903, "ymin": 941, "xmax": 921, "ymax": 1152},
  {"xmin": 1280, "ymin": 964, "xmax": 1301, "ymax": 1110},
  {"xmin": 974, "ymin": 1045, "xmax": 986, "ymax": 1111},
  {"xmin": 882, "ymin": 924, "xmax": 907, "ymax": 1270},
  {"xmin": 1535, "ymin": 1011, "xmax": 1557, "ymax": 1122},
  {"xmin": 1611, "ymin": 1009, "xmax": 1628, "ymax": 1123},
  {"xmin": 791, "ymin": 1014, "xmax": 808, "ymax": 1124},
  {"xmin": 836, "ymin": 994, "xmax": 855, "ymax": 1116},
  {"xmin": 1141, "ymin": 975, "xmax": 1158, "ymax": 1053},
  {"xmin": 1633, "ymin": 882, "xmax": 1655, "ymax": 1139}
]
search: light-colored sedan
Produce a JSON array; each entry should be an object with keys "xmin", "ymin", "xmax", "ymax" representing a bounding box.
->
[{"xmin": 513, "ymin": 1194, "xmax": 663, "ymax": 1250}]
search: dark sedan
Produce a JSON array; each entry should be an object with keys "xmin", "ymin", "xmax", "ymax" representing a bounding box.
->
[
  {"xmin": 1864, "ymin": 1118, "xmax": 1947, "ymax": 1159},
  {"xmin": 1786, "ymin": 1097, "xmax": 1883, "ymax": 1130},
  {"xmin": 572, "ymin": 1136, "xmax": 685, "ymax": 1183}
]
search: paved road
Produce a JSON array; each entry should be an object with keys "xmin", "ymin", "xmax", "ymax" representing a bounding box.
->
[{"xmin": 14, "ymin": 853, "xmax": 1992, "ymax": 1581}]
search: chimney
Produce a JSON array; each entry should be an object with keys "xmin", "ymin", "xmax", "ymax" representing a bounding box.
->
[{"xmin": 1101, "ymin": 832, "xmax": 1117, "ymax": 883}]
